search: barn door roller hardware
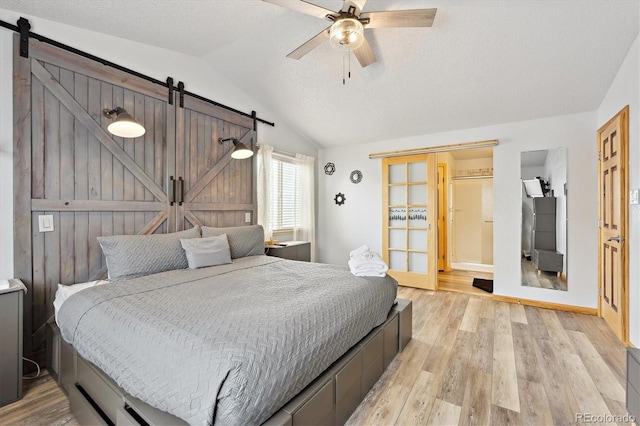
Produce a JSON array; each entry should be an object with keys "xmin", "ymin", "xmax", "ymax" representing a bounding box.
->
[
  {"xmin": 0, "ymin": 17, "xmax": 275, "ymax": 126},
  {"xmin": 17, "ymin": 17, "xmax": 30, "ymax": 57},
  {"xmin": 167, "ymin": 77, "xmax": 174, "ymax": 105}
]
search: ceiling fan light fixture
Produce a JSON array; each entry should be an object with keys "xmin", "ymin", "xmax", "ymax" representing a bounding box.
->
[{"xmin": 329, "ymin": 18, "xmax": 364, "ymax": 51}]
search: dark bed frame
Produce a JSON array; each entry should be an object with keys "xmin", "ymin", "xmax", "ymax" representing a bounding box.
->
[{"xmin": 46, "ymin": 298, "xmax": 412, "ymax": 426}]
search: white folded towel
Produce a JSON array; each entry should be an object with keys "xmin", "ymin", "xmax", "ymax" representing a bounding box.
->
[
  {"xmin": 348, "ymin": 251, "xmax": 389, "ymax": 277},
  {"xmin": 350, "ymin": 244, "xmax": 372, "ymax": 259}
]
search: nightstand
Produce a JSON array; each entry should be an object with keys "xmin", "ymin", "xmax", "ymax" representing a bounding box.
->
[
  {"xmin": 0, "ymin": 279, "xmax": 25, "ymax": 407},
  {"xmin": 265, "ymin": 241, "xmax": 311, "ymax": 262}
]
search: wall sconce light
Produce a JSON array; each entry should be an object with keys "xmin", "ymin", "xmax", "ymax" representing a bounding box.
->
[
  {"xmin": 218, "ymin": 138, "xmax": 254, "ymax": 159},
  {"xmin": 103, "ymin": 107, "xmax": 146, "ymax": 138}
]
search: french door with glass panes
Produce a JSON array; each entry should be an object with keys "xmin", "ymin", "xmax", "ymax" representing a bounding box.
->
[{"xmin": 382, "ymin": 154, "xmax": 437, "ymax": 290}]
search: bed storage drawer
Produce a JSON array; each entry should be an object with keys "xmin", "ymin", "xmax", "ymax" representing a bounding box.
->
[
  {"xmin": 283, "ymin": 373, "xmax": 335, "ymax": 426},
  {"xmin": 76, "ymin": 357, "xmax": 124, "ymax": 424},
  {"xmin": 60, "ymin": 337, "xmax": 76, "ymax": 395},
  {"xmin": 262, "ymin": 410, "xmax": 293, "ymax": 426},
  {"xmin": 123, "ymin": 395, "xmax": 188, "ymax": 426},
  {"xmin": 68, "ymin": 384, "xmax": 109, "ymax": 426},
  {"xmin": 332, "ymin": 347, "xmax": 363, "ymax": 425},
  {"xmin": 361, "ymin": 327, "xmax": 383, "ymax": 396},
  {"xmin": 394, "ymin": 299, "xmax": 412, "ymax": 352},
  {"xmin": 383, "ymin": 311, "xmax": 399, "ymax": 369}
]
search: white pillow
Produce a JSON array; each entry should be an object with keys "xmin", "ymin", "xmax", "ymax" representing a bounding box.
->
[
  {"xmin": 54, "ymin": 280, "xmax": 108, "ymax": 324},
  {"xmin": 180, "ymin": 234, "xmax": 232, "ymax": 269}
]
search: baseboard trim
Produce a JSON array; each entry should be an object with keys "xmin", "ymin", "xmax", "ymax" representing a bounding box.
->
[{"xmin": 492, "ymin": 295, "xmax": 598, "ymax": 315}]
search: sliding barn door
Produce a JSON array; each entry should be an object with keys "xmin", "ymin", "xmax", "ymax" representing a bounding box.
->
[
  {"xmin": 175, "ymin": 96, "xmax": 255, "ymax": 230},
  {"xmin": 14, "ymin": 36, "xmax": 175, "ymax": 361},
  {"xmin": 382, "ymin": 154, "xmax": 437, "ymax": 290}
]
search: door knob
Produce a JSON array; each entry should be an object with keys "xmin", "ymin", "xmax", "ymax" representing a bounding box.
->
[{"xmin": 607, "ymin": 235, "xmax": 625, "ymax": 243}]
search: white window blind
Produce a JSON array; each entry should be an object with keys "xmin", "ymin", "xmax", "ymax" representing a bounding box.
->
[{"xmin": 269, "ymin": 155, "xmax": 300, "ymax": 232}]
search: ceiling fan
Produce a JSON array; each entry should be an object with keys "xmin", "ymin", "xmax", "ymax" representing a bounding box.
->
[{"xmin": 263, "ymin": 0, "xmax": 437, "ymax": 67}]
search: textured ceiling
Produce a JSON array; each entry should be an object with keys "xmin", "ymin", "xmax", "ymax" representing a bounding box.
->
[{"xmin": 1, "ymin": 0, "xmax": 638, "ymax": 148}]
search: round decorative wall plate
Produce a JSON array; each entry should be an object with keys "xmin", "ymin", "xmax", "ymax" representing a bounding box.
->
[
  {"xmin": 334, "ymin": 192, "xmax": 346, "ymax": 206},
  {"xmin": 324, "ymin": 162, "xmax": 336, "ymax": 175},
  {"xmin": 350, "ymin": 170, "xmax": 362, "ymax": 184}
]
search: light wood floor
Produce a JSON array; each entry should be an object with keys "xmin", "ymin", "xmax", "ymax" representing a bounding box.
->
[
  {"xmin": 438, "ymin": 269, "xmax": 494, "ymax": 297},
  {"xmin": 347, "ymin": 287, "xmax": 631, "ymax": 425},
  {"xmin": 521, "ymin": 258, "xmax": 567, "ymax": 291},
  {"xmin": 0, "ymin": 288, "xmax": 630, "ymax": 426}
]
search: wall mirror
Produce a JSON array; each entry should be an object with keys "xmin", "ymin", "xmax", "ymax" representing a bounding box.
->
[{"xmin": 521, "ymin": 148, "xmax": 567, "ymax": 291}]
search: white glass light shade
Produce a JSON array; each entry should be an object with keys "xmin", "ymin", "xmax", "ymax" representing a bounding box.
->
[
  {"xmin": 106, "ymin": 108, "xmax": 146, "ymax": 138},
  {"xmin": 231, "ymin": 142, "xmax": 254, "ymax": 159},
  {"xmin": 329, "ymin": 18, "xmax": 364, "ymax": 51}
]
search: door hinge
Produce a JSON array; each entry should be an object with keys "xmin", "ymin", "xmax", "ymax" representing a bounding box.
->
[{"xmin": 597, "ymin": 151, "xmax": 601, "ymax": 161}]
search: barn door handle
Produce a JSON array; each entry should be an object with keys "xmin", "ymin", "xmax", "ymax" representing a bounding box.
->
[
  {"xmin": 178, "ymin": 177, "xmax": 184, "ymax": 206},
  {"xmin": 607, "ymin": 235, "xmax": 625, "ymax": 243},
  {"xmin": 169, "ymin": 176, "xmax": 176, "ymax": 206}
]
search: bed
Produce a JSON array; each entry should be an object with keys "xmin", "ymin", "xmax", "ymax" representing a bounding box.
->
[{"xmin": 50, "ymin": 226, "xmax": 406, "ymax": 425}]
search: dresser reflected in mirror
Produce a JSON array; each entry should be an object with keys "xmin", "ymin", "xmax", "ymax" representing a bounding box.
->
[{"xmin": 521, "ymin": 148, "xmax": 567, "ymax": 291}]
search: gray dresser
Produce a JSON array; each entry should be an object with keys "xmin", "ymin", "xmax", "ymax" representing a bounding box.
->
[
  {"xmin": 531, "ymin": 197, "xmax": 564, "ymax": 274},
  {"xmin": 531, "ymin": 197, "xmax": 556, "ymax": 251},
  {"xmin": 0, "ymin": 280, "xmax": 24, "ymax": 407}
]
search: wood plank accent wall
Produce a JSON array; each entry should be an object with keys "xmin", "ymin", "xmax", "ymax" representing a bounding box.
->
[{"xmin": 13, "ymin": 35, "xmax": 256, "ymax": 364}]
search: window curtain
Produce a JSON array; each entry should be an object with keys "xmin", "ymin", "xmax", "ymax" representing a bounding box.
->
[
  {"xmin": 257, "ymin": 144, "xmax": 274, "ymax": 242},
  {"xmin": 293, "ymin": 153, "xmax": 316, "ymax": 261}
]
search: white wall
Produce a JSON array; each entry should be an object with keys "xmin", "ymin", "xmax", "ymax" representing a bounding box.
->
[
  {"xmin": 597, "ymin": 34, "xmax": 639, "ymax": 347},
  {"xmin": 0, "ymin": 10, "xmax": 319, "ymax": 279},
  {"xmin": 318, "ymin": 111, "xmax": 598, "ymax": 309},
  {"xmin": 0, "ymin": 27, "xmax": 13, "ymax": 278}
]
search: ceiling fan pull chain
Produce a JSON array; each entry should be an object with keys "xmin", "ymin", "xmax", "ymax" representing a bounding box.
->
[
  {"xmin": 349, "ymin": 52, "xmax": 351, "ymax": 79},
  {"xmin": 343, "ymin": 53, "xmax": 346, "ymax": 85}
]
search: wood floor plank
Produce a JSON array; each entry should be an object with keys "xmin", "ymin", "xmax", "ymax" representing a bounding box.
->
[
  {"xmin": 468, "ymin": 318, "xmax": 494, "ymax": 374},
  {"xmin": 533, "ymin": 338, "xmax": 581, "ymax": 425},
  {"xmin": 517, "ymin": 379, "xmax": 554, "ymax": 426},
  {"xmin": 571, "ymin": 313, "xmax": 627, "ymax": 384},
  {"xmin": 425, "ymin": 398, "xmax": 461, "ymax": 426},
  {"xmin": 458, "ymin": 368, "xmax": 491, "ymax": 426},
  {"xmin": 491, "ymin": 333, "xmax": 520, "ymax": 412},
  {"xmin": 353, "ymin": 383, "xmax": 411, "ymax": 426},
  {"xmin": 436, "ymin": 330, "xmax": 475, "ymax": 407},
  {"xmin": 555, "ymin": 309, "xmax": 583, "ymax": 332},
  {"xmin": 523, "ymin": 305, "xmax": 550, "ymax": 340},
  {"xmin": 490, "ymin": 404, "xmax": 520, "ymax": 425},
  {"xmin": 566, "ymin": 330, "xmax": 626, "ymax": 402},
  {"xmin": 479, "ymin": 297, "xmax": 495, "ymax": 320},
  {"xmin": 560, "ymin": 352, "xmax": 612, "ymax": 418},
  {"xmin": 509, "ymin": 303, "xmax": 528, "ymax": 324},
  {"xmin": 511, "ymin": 322, "xmax": 542, "ymax": 382},
  {"xmin": 459, "ymin": 297, "xmax": 482, "ymax": 332},
  {"xmin": 394, "ymin": 370, "xmax": 439, "ymax": 425},
  {"xmin": 540, "ymin": 308, "xmax": 577, "ymax": 354},
  {"xmin": 494, "ymin": 302, "xmax": 512, "ymax": 336}
]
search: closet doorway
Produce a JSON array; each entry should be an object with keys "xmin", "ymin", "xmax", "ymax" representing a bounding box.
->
[{"xmin": 437, "ymin": 147, "xmax": 494, "ymax": 296}]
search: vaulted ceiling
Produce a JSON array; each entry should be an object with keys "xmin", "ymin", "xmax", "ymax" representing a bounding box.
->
[{"xmin": 1, "ymin": 0, "xmax": 638, "ymax": 147}]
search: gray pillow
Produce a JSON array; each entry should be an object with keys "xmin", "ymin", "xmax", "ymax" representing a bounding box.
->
[
  {"xmin": 201, "ymin": 225, "xmax": 264, "ymax": 259},
  {"xmin": 180, "ymin": 234, "xmax": 232, "ymax": 269},
  {"xmin": 98, "ymin": 228, "xmax": 200, "ymax": 281}
]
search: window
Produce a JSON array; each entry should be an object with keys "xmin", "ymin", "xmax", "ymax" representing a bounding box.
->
[{"xmin": 269, "ymin": 155, "xmax": 300, "ymax": 232}]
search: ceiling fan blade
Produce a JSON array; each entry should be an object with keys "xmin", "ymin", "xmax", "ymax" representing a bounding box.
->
[
  {"xmin": 263, "ymin": 0, "xmax": 339, "ymax": 20},
  {"xmin": 287, "ymin": 26, "xmax": 331, "ymax": 60},
  {"xmin": 361, "ymin": 8, "xmax": 437, "ymax": 28},
  {"xmin": 343, "ymin": 0, "xmax": 367, "ymax": 14},
  {"xmin": 352, "ymin": 37, "xmax": 376, "ymax": 67}
]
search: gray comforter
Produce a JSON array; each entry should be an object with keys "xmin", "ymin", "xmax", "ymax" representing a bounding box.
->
[{"xmin": 58, "ymin": 256, "xmax": 397, "ymax": 425}]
